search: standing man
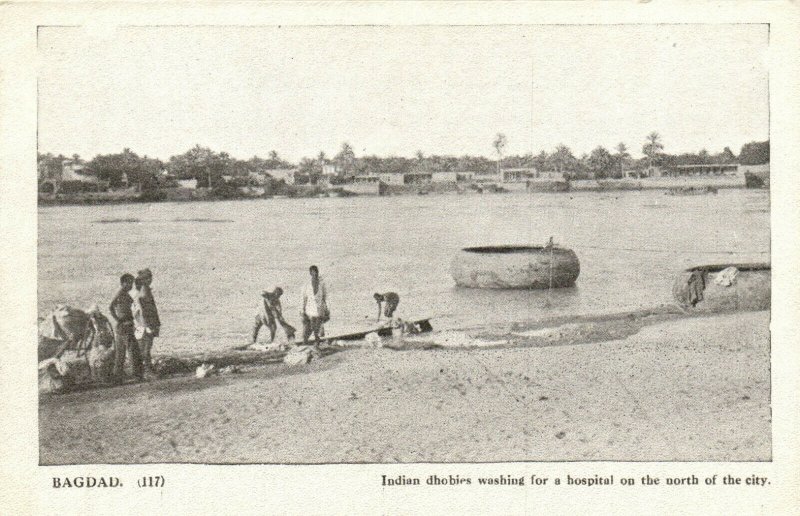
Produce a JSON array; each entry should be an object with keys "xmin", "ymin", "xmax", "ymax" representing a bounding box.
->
[
  {"xmin": 252, "ymin": 287, "xmax": 296, "ymax": 344},
  {"xmin": 134, "ymin": 268, "xmax": 161, "ymax": 378},
  {"xmin": 301, "ymin": 265, "xmax": 328, "ymax": 353},
  {"xmin": 109, "ymin": 273, "xmax": 143, "ymax": 383},
  {"xmin": 373, "ymin": 292, "xmax": 400, "ymax": 322}
]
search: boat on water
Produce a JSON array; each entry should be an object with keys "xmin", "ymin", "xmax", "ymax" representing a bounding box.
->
[
  {"xmin": 665, "ymin": 186, "xmax": 718, "ymax": 195},
  {"xmin": 451, "ymin": 245, "xmax": 580, "ymax": 289},
  {"xmin": 526, "ymin": 180, "xmax": 570, "ymax": 193},
  {"xmin": 745, "ymin": 171, "xmax": 770, "ymax": 189},
  {"xmin": 672, "ymin": 263, "xmax": 770, "ymax": 312}
]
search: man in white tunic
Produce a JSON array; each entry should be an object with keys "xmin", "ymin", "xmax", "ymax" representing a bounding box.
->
[{"xmin": 301, "ymin": 265, "xmax": 328, "ymax": 352}]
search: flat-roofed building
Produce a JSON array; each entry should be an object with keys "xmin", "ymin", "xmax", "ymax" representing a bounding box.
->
[
  {"xmin": 61, "ymin": 159, "xmax": 102, "ymax": 184},
  {"xmin": 672, "ymin": 164, "xmax": 740, "ymax": 177},
  {"xmin": 352, "ymin": 175, "xmax": 380, "ymax": 184},
  {"xmin": 432, "ymin": 171, "xmax": 458, "ymax": 183},
  {"xmin": 403, "ymin": 172, "xmax": 432, "ymax": 185},
  {"xmin": 500, "ymin": 168, "xmax": 537, "ymax": 182},
  {"xmin": 265, "ymin": 168, "xmax": 298, "ymax": 185},
  {"xmin": 376, "ymin": 173, "xmax": 405, "ymax": 185}
]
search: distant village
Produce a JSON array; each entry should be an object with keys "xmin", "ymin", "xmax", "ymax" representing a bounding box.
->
[{"xmin": 37, "ymin": 135, "xmax": 770, "ymax": 204}]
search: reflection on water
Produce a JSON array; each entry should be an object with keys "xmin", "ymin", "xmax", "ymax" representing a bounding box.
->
[{"xmin": 38, "ymin": 190, "xmax": 770, "ymax": 353}]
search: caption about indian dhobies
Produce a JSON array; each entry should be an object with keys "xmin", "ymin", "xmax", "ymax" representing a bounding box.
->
[{"xmin": 382, "ymin": 473, "xmax": 770, "ymax": 487}]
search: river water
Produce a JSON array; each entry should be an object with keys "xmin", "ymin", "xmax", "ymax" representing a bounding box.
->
[{"xmin": 38, "ymin": 189, "xmax": 770, "ymax": 354}]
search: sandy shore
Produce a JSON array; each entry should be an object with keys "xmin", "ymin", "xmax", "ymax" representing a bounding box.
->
[{"xmin": 39, "ymin": 311, "xmax": 770, "ymax": 464}]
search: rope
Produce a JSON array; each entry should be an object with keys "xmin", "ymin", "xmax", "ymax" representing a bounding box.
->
[{"xmin": 570, "ymin": 243, "xmax": 769, "ymax": 256}]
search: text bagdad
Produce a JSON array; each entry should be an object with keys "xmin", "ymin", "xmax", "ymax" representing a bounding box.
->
[{"xmin": 52, "ymin": 476, "xmax": 122, "ymax": 488}]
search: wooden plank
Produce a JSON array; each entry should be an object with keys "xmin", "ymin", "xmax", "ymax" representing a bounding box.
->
[
  {"xmin": 235, "ymin": 318, "xmax": 433, "ymax": 350},
  {"xmin": 291, "ymin": 318, "xmax": 433, "ymax": 345}
]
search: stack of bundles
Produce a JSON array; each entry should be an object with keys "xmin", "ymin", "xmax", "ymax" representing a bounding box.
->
[
  {"xmin": 38, "ymin": 335, "xmax": 63, "ymax": 362},
  {"xmin": 38, "ymin": 353, "xmax": 92, "ymax": 394},
  {"xmin": 87, "ymin": 344, "xmax": 115, "ymax": 384},
  {"xmin": 152, "ymin": 356, "xmax": 194, "ymax": 377},
  {"xmin": 284, "ymin": 346, "xmax": 312, "ymax": 366}
]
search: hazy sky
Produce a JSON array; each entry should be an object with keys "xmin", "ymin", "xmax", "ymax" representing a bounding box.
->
[{"xmin": 38, "ymin": 24, "xmax": 768, "ymax": 161}]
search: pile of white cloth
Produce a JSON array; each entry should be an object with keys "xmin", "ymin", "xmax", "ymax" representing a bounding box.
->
[{"xmin": 713, "ymin": 266, "xmax": 739, "ymax": 287}]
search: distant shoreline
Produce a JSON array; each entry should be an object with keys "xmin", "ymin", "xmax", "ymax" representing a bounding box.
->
[{"xmin": 38, "ymin": 179, "xmax": 763, "ymax": 207}]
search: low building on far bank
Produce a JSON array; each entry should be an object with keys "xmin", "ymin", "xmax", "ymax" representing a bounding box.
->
[
  {"xmin": 403, "ymin": 172, "xmax": 432, "ymax": 185},
  {"xmin": 351, "ymin": 175, "xmax": 380, "ymax": 184},
  {"xmin": 473, "ymin": 170, "xmax": 501, "ymax": 184},
  {"xmin": 376, "ymin": 173, "xmax": 405, "ymax": 186},
  {"xmin": 533, "ymin": 170, "xmax": 565, "ymax": 181},
  {"xmin": 645, "ymin": 165, "xmax": 665, "ymax": 177},
  {"xmin": 39, "ymin": 159, "xmax": 108, "ymax": 194},
  {"xmin": 265, "ymin": 168, "xmax": 298, "ymax": 185},
  {"xmin": 739, "ymin": 163, "xmax": 770, "ymax": 188},
  {"xmin": 500, "ymin": 168, "xmax": 536, "ymax": 183},
  {"xmin": 671, "ymin": 163, "xmax": 740, "ymax": 177},
  {"xmin": 336, "ymin": 174, "xmax": 381, "ymax": 195},
  {"xmin": 432, "ymin": 171, "xmax": 458, "ymax": 183},
  {"xmin": 738, "ymin": 163, "xmax": 769, "ymax": 175},
  {"xmin": 431, "ymin": 171, "xmax": 476, "ymax": 183},
  {"xmin": 61, "ymin": 159, "xmax": 104, "ymax": 186}
]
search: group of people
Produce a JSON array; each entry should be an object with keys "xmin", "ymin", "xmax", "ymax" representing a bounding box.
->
[
  {"xmin": 252, "ymin": 265, "xmax": 401, "ymax": 353},
  {"xmin": 42, "ymin": 268, "xmax": 160, "ymax": 385},
  {"xmin": 108, "ymin": 268, "xmax": 161, "ymax": 383},
  {"xmin": 46, "ymin": 264, "xmax": 403, "ymax": 386},
  {"xmin": 252, "ymin": 265, "xmax": 330, "ymax": 353}
]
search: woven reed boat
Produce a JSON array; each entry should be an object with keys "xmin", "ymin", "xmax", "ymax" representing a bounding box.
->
[
  {"xmin": 451, "ymin": 245, "xmax": 580, "ymax": 289},
  {"xmin": 672, "ymin": 263, "xmax": 770, "ymax": 312}
]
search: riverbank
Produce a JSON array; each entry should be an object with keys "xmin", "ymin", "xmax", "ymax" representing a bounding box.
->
[
  {"xmin": 39, "ymin": 310, "xmax": 770, "ymax": 464},
  {"xmin": 38, "ymin": 177, "xmax": 760, "ymax": 206}
]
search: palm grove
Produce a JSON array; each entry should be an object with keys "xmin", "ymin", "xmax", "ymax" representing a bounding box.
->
[{"xmin": 38, "ymin": 134, "xmax": 769, "ymax": 195}]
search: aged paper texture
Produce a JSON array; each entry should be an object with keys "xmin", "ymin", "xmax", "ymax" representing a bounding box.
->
[{"xmin": 1, "ymin": 1, "xmax": 799, "ymax": 514}]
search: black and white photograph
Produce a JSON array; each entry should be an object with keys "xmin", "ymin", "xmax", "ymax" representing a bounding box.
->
[{"xmin": 32, "ymin": 22, "xmax": 775, "ymax": 466}]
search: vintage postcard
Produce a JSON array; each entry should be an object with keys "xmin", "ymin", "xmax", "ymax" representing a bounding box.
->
[{"xmin": 1, "ymin": 1, "xmax": 798, "ymax": 514}]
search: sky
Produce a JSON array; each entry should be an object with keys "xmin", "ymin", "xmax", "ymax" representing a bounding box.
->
[{"xmin": 37, "ymin": 24, "xmax": 769, "ymax": 162}]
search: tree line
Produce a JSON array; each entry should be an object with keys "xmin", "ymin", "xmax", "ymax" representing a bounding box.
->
[{"xmin": 38, "ymin": 136, "xmax": 770, "ymax": 191}]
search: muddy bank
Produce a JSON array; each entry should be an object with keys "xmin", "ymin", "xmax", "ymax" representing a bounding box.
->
[
  {"xmin": 41, "ymin": 303, "xmax": 752, "ymax": 390},
  {"xmin": 39, "ymin": 311, "xmax": 770, "ymax": 464}
]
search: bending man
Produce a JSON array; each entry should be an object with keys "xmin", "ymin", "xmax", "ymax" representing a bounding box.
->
[
  {"xmin": 253, "ymin": 287, "xmax": 296, "ymax": 344},
  {"xmin": 374, "ymin": 292, "xmax": 400, "ymax": 322}
]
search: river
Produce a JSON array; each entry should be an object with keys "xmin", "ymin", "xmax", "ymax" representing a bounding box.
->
[{"xmin": 38, "ymin": 189, "xmax": 770, "ymax": 354}]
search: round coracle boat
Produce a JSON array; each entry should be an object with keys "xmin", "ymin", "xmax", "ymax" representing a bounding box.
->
[
  {"xmin": 672, "ymin": 263, "xmax": 770, "ymax": 312},
  {"xmin": 451, "ymin": 245, "xmax": 580, "ymax": 289}
]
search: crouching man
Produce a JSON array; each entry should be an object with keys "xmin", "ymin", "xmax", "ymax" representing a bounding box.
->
[{"xmin": 374, "ymin": 292, "xmax": 400, "ymax": 322}]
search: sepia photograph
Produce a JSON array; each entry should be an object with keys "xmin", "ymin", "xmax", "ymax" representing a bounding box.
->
[{"xmin": 35, "ymin": 23, "xmax": 771, "ymax": 465}]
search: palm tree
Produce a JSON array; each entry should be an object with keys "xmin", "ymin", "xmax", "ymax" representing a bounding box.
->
[
  {"xmin": 615, "ymin": 142, "xmax": 630, "ymax": 179},
  {"xmin": 642, "ymin": 132, "xmax": 664, "ymax": 174},
  {"xmin": 493, "ymin": 133, "xmax": 507, "ymax": 175}
]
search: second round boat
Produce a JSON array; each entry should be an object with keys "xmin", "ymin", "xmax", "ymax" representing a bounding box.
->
[{"xmin": 450, "ymin": 245, "xmax": 580, "ymax": 289}]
